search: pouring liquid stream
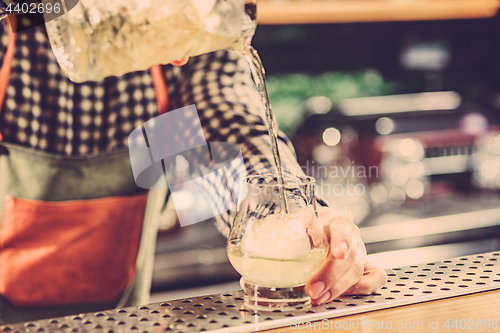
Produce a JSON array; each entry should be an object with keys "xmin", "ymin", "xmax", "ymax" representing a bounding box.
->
[{"xmin": 240, "ymin": 45, "xmax": 289, "ymax": 215}]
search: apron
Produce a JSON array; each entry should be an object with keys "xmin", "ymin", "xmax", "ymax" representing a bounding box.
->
[{"xmin": 0, "ymin": 21, "xmax": 169, "ymax": 324}]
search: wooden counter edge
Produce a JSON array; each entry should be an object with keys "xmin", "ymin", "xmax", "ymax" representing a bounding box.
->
[{"xmin": 267, "ymin": 289, "xmax": 500, "ymax": 332}]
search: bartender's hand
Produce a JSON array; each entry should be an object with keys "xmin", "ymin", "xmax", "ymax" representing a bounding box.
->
[
  {"xmin": 304, "ymin": 207, "xmax": 387, "ymax": 305},
  {"xmin": 171, "ymin": 58, "xmax": 189, "ymax": 66}
]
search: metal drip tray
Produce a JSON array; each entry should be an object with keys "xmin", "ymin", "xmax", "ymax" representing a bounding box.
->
[{"xmin": 2, "ymin": 251, "xmax": 500, "ymax": 333}]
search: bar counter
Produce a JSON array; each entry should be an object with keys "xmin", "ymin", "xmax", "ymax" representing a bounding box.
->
[
  {"xmin": 1, "ymin": 252, "xmax": 499, "ymax": 333},
  {"xmin": 273, "ymin": 289, "xmax": 500, "ymax": 333}
]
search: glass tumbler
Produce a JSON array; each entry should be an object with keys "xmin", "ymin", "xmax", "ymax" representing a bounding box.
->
[{"xmin": 227, "ymin": 174, "xmax": 329, "ymax": 311}]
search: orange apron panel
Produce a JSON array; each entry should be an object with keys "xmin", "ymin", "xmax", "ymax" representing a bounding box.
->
[{"xmin": 0, "ymin": 193, "xmax": 148, "ymax": 307}]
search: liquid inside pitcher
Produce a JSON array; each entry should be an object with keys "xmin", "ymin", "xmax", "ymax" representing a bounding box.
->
[{"xmin": 44, "ymin": 0, "xmax": 257, "ymax": 82}]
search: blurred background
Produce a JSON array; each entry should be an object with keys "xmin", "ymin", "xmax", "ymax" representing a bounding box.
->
[{"xmin": 151, "ymin": 0, "xmax": 500, "ymax": 302}]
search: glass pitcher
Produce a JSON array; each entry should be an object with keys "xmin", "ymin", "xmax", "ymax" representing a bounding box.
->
[
  {"xmin": 0, "ymin": 1, "xmax": 7, "ymax": 22},
  {"xmin": 44, "ymin": 0, "xmax": 257, "ymax": 82},
  {"xmin": 227, "ymin": 174, "xmax": 329, "ymax": 311}
]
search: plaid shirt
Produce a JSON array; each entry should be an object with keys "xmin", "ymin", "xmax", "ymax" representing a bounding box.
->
[{"xmin": 0, "ymin": 21, "xmax": 303, "ymax": 235}]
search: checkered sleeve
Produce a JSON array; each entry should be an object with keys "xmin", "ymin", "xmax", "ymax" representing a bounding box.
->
[{"xmin": 164, "ymin": 50, "xmax": 305, "ymax": 236}]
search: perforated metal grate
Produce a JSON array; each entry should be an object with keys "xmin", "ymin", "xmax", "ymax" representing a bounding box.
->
[{"xmin": 2, "ymin": 251, "xmax": 500, "ymax": 333}]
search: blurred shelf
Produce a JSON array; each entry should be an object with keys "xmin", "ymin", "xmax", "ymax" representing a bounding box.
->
[{"xmin": 257, "ymin": 0, "xmax": 500, "ymax": 25}]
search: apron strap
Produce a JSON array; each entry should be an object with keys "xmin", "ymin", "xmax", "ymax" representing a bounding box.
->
[
  {"xmin": 149, "ymin": 65, "xmax": 169, "ymax": 115},
  {"xmin": 0, "ymin": 17, "xmax": 16, "ymax": 142}
]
